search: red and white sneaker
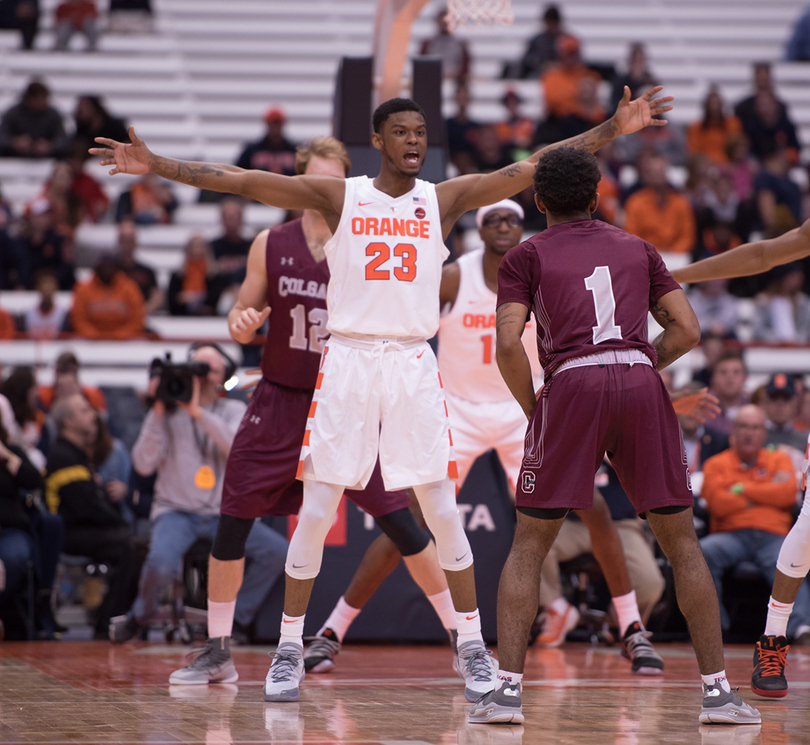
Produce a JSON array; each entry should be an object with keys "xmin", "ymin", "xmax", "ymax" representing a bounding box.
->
[{"xmin": 536, "ymin": 601, "xmax": 580, "ymax": 648}]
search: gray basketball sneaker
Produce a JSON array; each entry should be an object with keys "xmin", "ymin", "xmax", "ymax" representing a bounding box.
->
[
  {"xmin": 699, "ymin": 682, "xmax": 761, "ymax": 724},
  {"xmin": 263, "ymin": 642, "xmax": 305, "ymax": 702},
  {"xmin": 458, "ymin": 640, "xmax": 498, "ymax": 702},
  {"xmin": 169, "ymin": 638, "xmax": 239, "ymax": 685},
  {"xmin": 467, "ymin": 681, "xmax": 525, "ymax": 725}
]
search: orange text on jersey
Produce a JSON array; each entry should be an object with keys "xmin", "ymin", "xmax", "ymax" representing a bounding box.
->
[
  {"xmin": 351, "ymin": 217, "xmax": 430, "ymax": 239},
  {"xmin": 463, "ymin": 313, "xmax": 496, "ymax": 329}
]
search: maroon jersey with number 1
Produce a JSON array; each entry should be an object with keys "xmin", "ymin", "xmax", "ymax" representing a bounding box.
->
[{"xmin": 260, "ymin": 219, "xmax": 329, "ymax": 389}]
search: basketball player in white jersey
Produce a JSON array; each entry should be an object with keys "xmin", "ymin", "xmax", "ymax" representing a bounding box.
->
[
  {"xmin": 92, "ymin": 85, "xmax": 673, "ymax": 703},
  {"xmin": 303, "ymin": 199, "xmax": 666, "ymax": 676}
]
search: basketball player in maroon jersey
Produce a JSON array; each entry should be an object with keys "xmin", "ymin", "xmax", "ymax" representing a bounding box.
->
[
  {"xmin": 467, "ymin": 147, "xmax": 760, "ymax": 726},
  {"xmin": 92, "ymin": 85, "xmax": 673, "ymax": 703},
  {"xmin": 169, "ymin": 137, "xmax": 451, "ymax": 685}
]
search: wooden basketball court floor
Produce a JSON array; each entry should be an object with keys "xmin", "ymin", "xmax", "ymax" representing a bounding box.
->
[{"xmin": 2, "ymin": 640, "xmax": 809, "ymax": 744}]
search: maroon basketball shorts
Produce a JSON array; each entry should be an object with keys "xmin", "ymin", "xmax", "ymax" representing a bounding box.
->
[
  {"xmin": 516, "ymin": 363, "xmax": 693, "ymax": 515},
  {"xmin": 221, "ymin": 378, "xmax": 409, "ymax": 519}
]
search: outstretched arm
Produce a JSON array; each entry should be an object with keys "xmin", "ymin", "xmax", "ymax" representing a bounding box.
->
[
  {"xmin": 496, "ymin": 302, "xmax": 535, "ymax": 419},
  {"xmin": 671, "ymin": 218, "xmax": 810, "ymax": 284},
  {"xmin": 649, "ymin": 289, "xmax": 701, "ymax": 371},
  {"xmin": 436, "ymin": 86, "xmax": 673, "ymax": 236},
  {"xmin": 91, "ymin": 126, "xmax": 345, "ymax": 225}
]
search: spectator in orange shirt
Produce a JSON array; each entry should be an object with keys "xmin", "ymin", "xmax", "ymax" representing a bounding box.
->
[
  {"xmin": 494, "ymin": 90, "xmax": 535, "ymax": 153},
  {"xmin": 624, "ymin": 155, "xmax": 696, "ymax": 255},
  {"xmin": 699, "ymin": 404, "xmax": 810, "ymax": 639},
  {"xmin": 540, "ymin": 35, "xmax": 601, "ymax": 122},
  {"xmin": 687, "ymin": 88, "xmax": 743, "ymax": 164},
  {"xmin": 70, "ymin": 255, "xmax": 145, "ymax": 340},
  {"xmin": 0, "ymin": 306, "xmax": 16, "ymax": 339},
  {"xmin": 38, "ymin": 350, "xmax": 107, "ymax": 416}
]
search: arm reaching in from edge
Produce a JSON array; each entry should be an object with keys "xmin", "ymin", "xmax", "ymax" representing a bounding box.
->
[
  {"xmin": 496, "ymin": 302, "xmax": 536, "ymax": 419},
  {"xmin": 228, "ymin": 230, "xmax": 272, "ymax": 344},
  {"xmin": 649, "ymin": 289, "xmax": 701, "ymax": 371},
  {"xmin": 670, "ymin": 388, "xmax": 721, "ymax": 423},
  {"xmin": 91, "ymin": 126, "xmax": 345, "ymax": 229},
  {"xmin": 671, "ymin": 218, "xmax": 810, "ymax": 284},
  {"xmin": 436, "ymin": 86, "xmax": 673, "ymax": 236}
]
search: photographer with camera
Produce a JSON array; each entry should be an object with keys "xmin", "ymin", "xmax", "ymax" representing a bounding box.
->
[{"xmin": 109, "ymin": 343, "xmax": 287, "ymax": 642}]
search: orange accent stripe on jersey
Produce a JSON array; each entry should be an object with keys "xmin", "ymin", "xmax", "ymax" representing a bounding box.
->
[
  {"xmin": 302, "ymin": 430, "xmax": 311, "ymax": 447},
  {"xmin": 319, "ymin": 347, "xmax": 329, "ymax": 370},
  {"xmin": 296, "ymin": 460, "xmax": 304, "ymax": 479},
  {"xmin": 448, "ymin": 430, "xmax": 454, "ymax": 447},
  {"xmin": 438, "ymin": 372, "xmax": 444, "ymax": 388},
  {"xmin": 315, "ymin": 372, "xmax": 324, "ymax": 390},
  {"xmin": 448, "ymin": 460, "xmax": 459, "ymax": 479},
  {"xmin": 308, "ymin": 401, "xmax": 317, "ymax": 418}
]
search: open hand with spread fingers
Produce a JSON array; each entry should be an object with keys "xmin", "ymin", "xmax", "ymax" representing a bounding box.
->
[
  {"xmin": 90, "ymin": 125, "xmax": 153, "ymax": 176},
  {"xmin": 613, "ymin": 86, "xmax": 674, "ymax": 136},
  {"xmin": 671, "ymin": 388, "xmax": 721, "ymax": 423}
]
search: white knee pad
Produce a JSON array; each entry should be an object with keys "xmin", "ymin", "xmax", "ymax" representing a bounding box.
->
[
  {"xmin": 776, "ymin": 494, "xmax": 810, "ymax": 579},
  {"xmin": 413, "ymin": 478, "xmax": 473, "ymax": 572},
  {"xmin": 285, "ymin": 479, "xmax": 344, "ymax": 580}
]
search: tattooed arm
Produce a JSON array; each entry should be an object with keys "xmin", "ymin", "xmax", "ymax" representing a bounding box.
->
[
  {"xmin": 91, "ymin": 126, "xmax": 345, "ymax": 227},
  {"xmin": 495, "ymin": 302, "xmax": 536, "ymax": 419},
  {"xmin": 436, "ymin": 86, "xmax": 673, "ymax": 238},
  {"xmin": 649, "ymin": 289, "xmax": 701, "ymax": 371}
]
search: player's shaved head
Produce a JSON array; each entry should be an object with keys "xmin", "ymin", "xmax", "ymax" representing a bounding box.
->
[
  {"xmin": 372, "ymin": 98, "xmax": 427, "ymax": 133},
  {"xmin": 533, "ymin": 147, "xmax": 601, "ymax": 218}
]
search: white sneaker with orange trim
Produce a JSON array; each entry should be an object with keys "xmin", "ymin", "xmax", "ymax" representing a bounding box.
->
[{"xmin": 536, "ymin": 601, "xmax": 579, "ymax": 648}]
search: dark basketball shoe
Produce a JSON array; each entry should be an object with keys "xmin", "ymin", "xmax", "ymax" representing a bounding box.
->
[
  {"xmin": 303, "ymin": 628, "xmax": 341, "ymax": 673},
  {"xmin": 751, "ymin": 634, "xmax": 789, "ymax": 698},
  {"xmin": 621, "ymin": 621, "xmax": 664, "ymax": 675}
]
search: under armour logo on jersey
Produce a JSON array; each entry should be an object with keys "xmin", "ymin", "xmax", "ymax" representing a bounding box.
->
[{"xmin": 281, "ymin": 257, "xmax": 294, "ymax": 266}]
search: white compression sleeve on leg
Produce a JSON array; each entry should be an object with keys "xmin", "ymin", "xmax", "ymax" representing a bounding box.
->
[
  {"xmin": 412, "ymin": 478, "xmax": 473, "ymax": 572},
  {"xmin": 285, "ymin": 479, "xmax": 345, "ymax": 580},
  {"xmin": 776, "ymin": 493, "xmax": 810, "ymax": 579}
]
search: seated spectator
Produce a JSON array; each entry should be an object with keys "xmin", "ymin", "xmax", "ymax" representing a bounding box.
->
[
  {"xmin": 510, "ymin": 4, "xmax": 565, "ymax": 79},
  {"xmin": 70, "ymin": 255, "xmax": 145, "ymax": 340},
  {"xmin": 0, "ymin": 307, "xmax": 16, "ymax": 339},
  {"xmin": 0, "ymin": 0, "xmax": 39, "ymax": 50},
  {"xmin": 697, "ymin": 167, "xmax": 754, "ymax": 244},
  {"xmin": 708, "ymin": 350, "xmax": 749, "ymax": 435},
  {"xmin": 17, "ymin": 198, "xmax": 75, "ymax": 290},
  {"xmin": 688, "ymin": 278, "xmax": 738, "ymax": 339},
  {"xmin": 0, "ymin": 80, "xmax": 68, "ymax": 158},
  {"xmin": 755, "ymin": 145, "xmax": 803, "ymax": 234},
  {"xmin": 419, "ymin": 7, "xmax": 470, "ymax": 82},
  {"xmin": 54, "ymin": 0, "xmax": 98, "ymax": 52},
  {"xmin": 623, "ymin": 155, "xmax": 697, "ymax": 257},
  {"xmin": 211, "ymin": 198, "xmax": 252, "ymax": 286},
  {"xmin": 38, "ymin": 351, "xmax": 107, "ymax": 415},
  {"xmin": 726, "ymin": 134, "xmax": 757, "ymax": 203},
  {"xmin": 71, "ymin": 95, "xmax": 129, "ymax": 156},
  {"xmin": 115, "ymin": 173, "xmax": 177, "ymax": 225},
  {"xmin": 494, "ymin": 90, "xmax": 535, "ymax": 154},
  {"xmin": 698, "ymin": 220, "xmax": 743, "ymax": 263},
  {"xmin": 753, "ymin": 263, "xmax": 810, "ymax": 343},
  {"xmin": 735, "ymin": 63, "xmax": 786, "ymax": 122},
  {"xmin": 445, "ymin": 83, "xmax": 480, "ymax": 175},
  {"xmin": 687, "ymin": 88, "xmax": 743, "ymax": 164},
  {"xmin": 91, "ymin": 413, "xmax": 133, "ymax": 527},
  {"xmin": 537, "ymin": 461, "xmax": 665, "ymax": 644},
  {"xmin": 0, "ymin": 367, "xmax": 47, "ymax": 468},
  {"xmin": 23, "ymin": 269, "xmax": 67, "ymax": 340},
  {"xmin": 45, "ymin": 394, "xmax": 135, "ymax": 638},
  {"xmin": 469, "ymin": 124, "xmax": 513, "ymax": 174},
  {"xmin": 39, "ymin": 153, "xmax": 108, "ymax": 239},
  {"xmin": 692, "ymin": 332, "xmax": 727, "ymax": 389},
  {"xmin": 0, "ymin": 222, "xmax": 25, "ymax": 290},
  {"xmin": 115, "ymin": 219, "xmax": 163, "ymax": 315},
  {"xmin": 700, "ymin": 405, "xmax": 810, "ymax": 641},
  {"xmin": 741, "ymin": 92, "xmax": 801, "ymax": 164},
  {"xmin": 677, "ymin": 387, "xmax": 730, "ymax": 474},
  {"xmin": 613, "ymin": 117, "xmax": 688, "ymax": 168},
  {"xmin": 235, "ymin": 107, "xmax": 297, "ymax": 176},
  {"xmin": 762, "ymin": 374, "xmax": 808, "ymax": 457},
  {"xmin": 787, "ymin": 6, "xmax": 810, "ymax": 61},
  {"xmin": 168, "ymin": 234, "xmax": 221, "ymax": 316},
  {"xmin": 109, "ymin": 346, "xmax": 288, "ymax": 643},
  {"xmin": 0, "ymin": 418, "xmax": 64, "ymax": 639},
  {"xmin": 540, "ymin": 36, "xmax": 602, "ymax": 123},
  {"xmin": 610, "ymin": 42, "xmax": 657, "ymax": 112}
]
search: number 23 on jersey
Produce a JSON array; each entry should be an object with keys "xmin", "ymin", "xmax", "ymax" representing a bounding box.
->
[{"xmin": 365, "ymin": 242, "xmax": 417, "ymax": 282}]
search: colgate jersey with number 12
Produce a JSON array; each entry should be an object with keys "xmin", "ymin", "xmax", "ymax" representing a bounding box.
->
[{"xmin": 323, "ymin": 175, "xmax": 448, "ymax": 340}]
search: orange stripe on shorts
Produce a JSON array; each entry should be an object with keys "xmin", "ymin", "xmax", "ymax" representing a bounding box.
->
[
  {"xmin": 444, "ymin": 402, "xmax": 449, "ymax": 418},
  {"xmin": 448, "ymin": 460, "xmax": 459, "ymax": 479},
  {"xmin": 308, "ymin": 401, "xmax": 317, "ymax": 418},
  {"xmin": 296, "ymin": 460, "xmax": 304, "ymax": 479},
  {"xmin": 315, "ymin": 372, "xmax": 324, "ymax": 390},
  {"xmin": 302, "ymin": 430, "xmax": 310, "ymax": 446},
  {"xmin": 448, "ymin": 430, "xmax": 454, "ymax": 447},
  {"xmin": 438, "ymin": 372, "xmax": 444, "ymax": 388}
]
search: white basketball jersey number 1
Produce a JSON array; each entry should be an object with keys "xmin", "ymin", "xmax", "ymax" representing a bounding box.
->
[{"xmin": 584, "ymin": 266, "xmax": 622, "ymax": 345}]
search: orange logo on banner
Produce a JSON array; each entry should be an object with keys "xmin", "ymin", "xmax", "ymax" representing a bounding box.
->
[{"xmin": 287, "ymin": 494, "xmax": 348, "ymax": 546}]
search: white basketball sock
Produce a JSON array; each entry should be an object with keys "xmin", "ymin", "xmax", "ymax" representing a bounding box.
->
[
  {"xmin": 317, "ymin": 596, "xmax": 361, "ymax": 642},
  {"xmin": 427, "ymin": 589, "xmax": 457, "ymax": 631},
  {"xmin": 207, "ymin": 599, "xmax": 236, "ymax": 640},
  {"xmin": 764, "ymin": 597, "xmax": 794, "ymax": 638},
  {"xmin": 612, "ymin": 589, "xmax": 642, "ymax": 637},
  {"xmin": 279, "ymin": 613, "xmax": 305, "ymax": 647},
  {"xmin": 455, "ymin": 608, "xmax": 483, "ymax": 647}
]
